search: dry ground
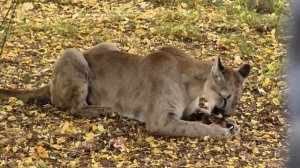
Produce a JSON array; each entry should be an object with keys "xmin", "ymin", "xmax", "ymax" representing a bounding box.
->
[{"xmin": 0, "ymin": 0, "xmax": 288, "ymax": 167}]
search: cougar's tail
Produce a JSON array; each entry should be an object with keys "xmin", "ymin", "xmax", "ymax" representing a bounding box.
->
[{"xmin": 0, "ymin": 85, "xmax": 51, "ymax": 104}]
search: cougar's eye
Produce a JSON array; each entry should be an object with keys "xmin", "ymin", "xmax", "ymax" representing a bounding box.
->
[
  {"xmin": 217, "ymin": 93, "xmax": 223, "ymax": 98},
  {"xmin": 227, "ymin": 95, "xmax": 231, "ymax": 99}
]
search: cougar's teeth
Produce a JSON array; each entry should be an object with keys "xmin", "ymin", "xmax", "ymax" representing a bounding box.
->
[{"xmin": 215, "ymin": 113, "xmax": 223, "ymax": 118}]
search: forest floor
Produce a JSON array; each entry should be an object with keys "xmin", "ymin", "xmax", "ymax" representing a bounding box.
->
[{"xmin": 0, "ymin": 0, "xmax": 288, "ymax": 167}]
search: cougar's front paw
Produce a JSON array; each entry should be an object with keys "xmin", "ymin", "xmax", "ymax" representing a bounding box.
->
[
  {"xmin": 226, "ymin": 119, "xmax": 240, "ymax": 138},
  {"xmin": 228, "ymin": 123, "xmax": 240, "ymax": 139},
  {"xmin": 210, "ymin": 124, "xmax": 232, "ymax": 139}
]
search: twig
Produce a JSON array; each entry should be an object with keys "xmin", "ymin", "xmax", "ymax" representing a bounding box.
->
[
  {"xmin": 0, "ymin": 0, "xmax": 18, "ymax": 57},
  {"xmin": 0, "ymin": 0, "xmax": 14, "ymax": 29},
  {"xmin": 42, "ymin": 141, "xmax": 86, "ymax": 155}
]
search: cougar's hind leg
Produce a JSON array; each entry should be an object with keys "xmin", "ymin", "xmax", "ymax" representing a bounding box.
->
[
  {"xmin": 51, "ymin": 48, "xmax": 112, "ymax": 118},
  {"xmin": 68, "ymin": 80, "xmax": 112, "ymax": 118},
  {"xmin": 50, "ymin": 48, "xmax": 89, "ymax": 109}
]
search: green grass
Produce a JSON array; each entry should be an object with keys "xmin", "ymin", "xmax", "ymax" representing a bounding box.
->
[
  {"xmin": 55, "ymin": 21, "xmax": 78, "ymax": 38},
  {"xmin": 232, "ymin": 0, "xmax": 287, "ymax": 32},
  {"xmin": 264, "ymin": 60, "xmax": 285, "ymax": 77},
  {"xmin": 152, "ymin": 10, "xmax": 201, "ymax": 39},
  {"xmin": 145, "ymin": 0, "xmax": 223, "ymax": 7}
]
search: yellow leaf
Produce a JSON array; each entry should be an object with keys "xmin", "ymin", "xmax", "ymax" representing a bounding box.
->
[
  {"xmin": 4, "ymin": 105, "xmax": 13, "ymax": 112},
  {"xmin": 12, "ymin": 146, "xmax": 18, "ymax": 152},
  {"xmin": 75, "ymin": 141, "xmax": 81, "ymax": 147},
  {"xmin": 61, "ymin": 122, "xmax": 70, "ymax": 134},
  {"xmin": 36, "ymin": 146, "xmax": 44, "ymax": 153},
  {"xmin": 240, "ymin": 95, "xmax": 247, "ymax": 101},
  {"xmin": 145, "ymin": 136, "xmax": 156, "ymax": 147},
  {"xmin": 264, "ymin": 48, "xmax": 273, "ymax": 54},
  {"xmin": 262, "ymin": 134, "xmax": 271, "ymax": 139},
  {"xmin": 204, "ymin": 102, "xmax": 209, "ymax": 108},
  {"xmin": 56, "ymin": 137, "xmax": 65, "ymax": 144},
  {"xmin": 181, "ymin": 3, "xmax": 188, "ymax": 8},
  {"xmin": 128, "ymin": 48, "xmax": 138, "ymax": 54},
  {"xmin": 36, "ymin": 146, "xmax": 48, "ymax": 158},
  {"xmin": 92, "ymin": 163, "xmax": 99, "ymax": 168},
  {"xmin": 8, "ymin": 116, "xmax": 17, "ymax": 121},
  {"xmin": 121, "ymin": 3, "xmax": 132, "ymax": 10},
  {"xmin": 251, "ymin": 119, "xmax": 258, "ymax": 124},
  {"xmin": 29, "ymin": 110, "xmax": 38, "ymax": 115},
  {"xmin": 193, "ymin": 11, "xmax": 199, "ymax": 15},
  {"xmin": 203, "ymin": 136, "xmax": 210, "ymax": 141},
  {"xmin": 25, "ymin": 157, "xmax": 32, "ymax": 164},
  {"xmin": 72, "ymin": 13, "xmax": 79, "ymax": 19},
  {"xmin": 149, "ymin": 27, "xmax": 155, "ymax": 33},
  {"xmin": 23, "ymin": 3, "xmax": 34, "ymax": 10},
  {"xmin": 252, "ymin": 147, "xmax": 259, "ymax": 154},
  {"xmin": 258, "ymin": 164, "xmax": 266, "ymax": 168},
  {"xmin": 262, "ymin": 78, "xmax": 270, "ymax": 87},
  {"xmin": 258, "ymin": 88, "xmax": 266, "ymax": 94},
  {"xmin": 255, "ymin": 55, "xmax": 264, "ymax": 60},
  {"xmin": 272, "ymin": 98, "xmax": 280, "ymax": 106},
  {"xmin": 135, "ymin": 28, "xmax": 145, "ymax": 35},
  {"xmin": 70, "ymin": 160, "xmax": 77, "ymax": 168},
  {"xmin": 153, "ymin": 148, "xmax": 160, "ymax": 154},
  {"xmin": 213, "ymin": 146, "xmax": 222, "ymax": 152},
  {"xmin": 204, "ymin": 147, "xmax": 210, "ymax": 153},
  {"xmin": 51, "ymin": 144, "xmax": 62, "ymax": 149},
  {"xmin": 92, "ymin": 124, "xmax": 98, "ymax": 132},
  {"xmin": 15, "ymin": 100, "xmax": 24, "ymax": 106},
  {"xmin": 244, "ymin": 112, "xmax": 251, "ymax": 116},
  {"xmin": 145, "ymin": 136, "xmax": 154, "ymax": 143},
  {"xmin": 258, "ymin": 38, "xmax": 266, "ymax": 43},
  {"xmin": 8, "ymin": 97, "xmax": 17, "ymax": 104},
  {"xmin": 234, "ymin": 55, "xmax": 242, "ymax": 64},
  {"xmin": 98, "ymin": 124, "xmax": 105, "ymax": 133},
  {"xmin": 84, "ymin": 132, "xmax": 95, "ymax": 141},
  {"xmin": 271, "ymin": 29, "xmax": 276, "ymax": 35}
]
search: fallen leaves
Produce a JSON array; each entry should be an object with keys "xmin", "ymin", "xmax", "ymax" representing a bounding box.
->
[
  {"xmin": 262, "ymin": 78, "xmax": 271, "ymax": 87},
  {"xmin": 7, "ymin": 115, "xmax": 16, "ymax": 121},
  {"xmin": 272, "ymin": 98, "xmax": 280, "ymax": 106},
  {"xmin": 36, "ymin": 146, "xmax": 48, "ymax": 158},
  {"xmin": 60, "ymin": 121, "xmax": 70, "ymax": 134},
  {"xmin": 0, "ymin": 0, "xmax": 288, "ymax": 167},
  {"xmin": 84, "ymin": 132, "xmax": 95, "ymax": 141},
  {"xmin": 108, "ymin": 137, "xmax": 127, "ymax": 153}
]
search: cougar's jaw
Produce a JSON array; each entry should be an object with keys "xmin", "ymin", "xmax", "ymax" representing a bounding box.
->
[{"xmin": 211, "ymin": 106, "xmax": 224, "ymax": 118}]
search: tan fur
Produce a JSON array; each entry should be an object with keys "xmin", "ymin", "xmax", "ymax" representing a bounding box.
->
[{"xmin": 0, "ymin": 43, "xmax": 250, "ymax": 139}]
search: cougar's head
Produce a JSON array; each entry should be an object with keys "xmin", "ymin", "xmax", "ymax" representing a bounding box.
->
[{"xmin": 203, "ymin": 56, "xmax": 251, "ymax": 118}]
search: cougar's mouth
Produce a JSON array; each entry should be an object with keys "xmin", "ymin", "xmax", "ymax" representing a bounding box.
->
[
  {"xmin": 211, "ymin": 107, "xmax": 224, "ymax": 118},
  {"xmin": 212, "ymin": 106, "xmax": 234, "ymax": 118},
  {"xmin": 212, "ymin": 106, "xmax": 232, "ymax": 118}
]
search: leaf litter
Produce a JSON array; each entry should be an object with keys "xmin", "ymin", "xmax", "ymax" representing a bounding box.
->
[{"xmin": 0, "ymin": 0, "xmax": 288, "ymax": 167}]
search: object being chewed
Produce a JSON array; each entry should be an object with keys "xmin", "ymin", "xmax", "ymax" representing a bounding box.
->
[{"xmin": 185, "ymin": 108, "xmax": 236, "ymax": 133}]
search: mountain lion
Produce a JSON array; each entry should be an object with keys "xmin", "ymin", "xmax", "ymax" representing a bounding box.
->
[{"xmin": 0, "ymin": 43, "xmax": 250, "ymax": 139}]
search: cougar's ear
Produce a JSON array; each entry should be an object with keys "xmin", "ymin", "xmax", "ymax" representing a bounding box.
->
[
  {"xmin": 238, "ymin": 64, "xmax": 251, "ymax": 79},
  {"xmin": 211, "ymin": 56, "xmax": 225, "ymax": 82}
]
